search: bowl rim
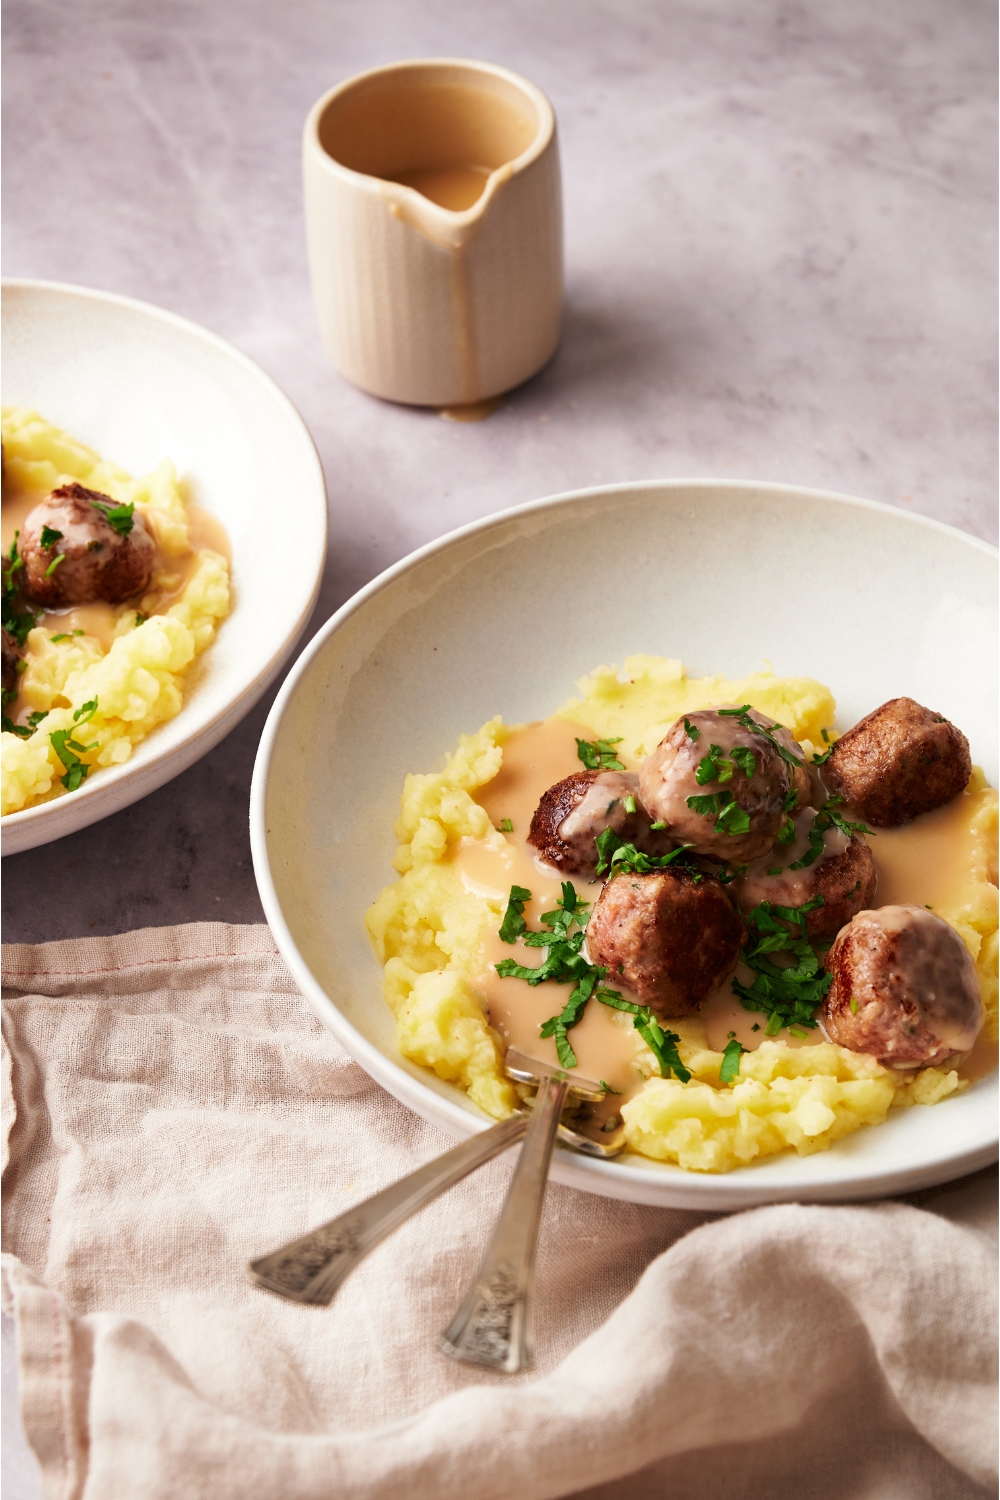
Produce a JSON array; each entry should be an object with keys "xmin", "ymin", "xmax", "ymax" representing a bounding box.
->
[
  {"xmin": 249, "ymin": 477, "xmax": 998, "ymax": 1206},
  {"xmin": 2, "ymin": 276, "xmax": 329, "ymax": 840}
]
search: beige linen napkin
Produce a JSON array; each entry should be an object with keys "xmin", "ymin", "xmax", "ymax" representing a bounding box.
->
[{"xmin": 2, "ymin": 923, "xmax": 996, "ymax": 1500}]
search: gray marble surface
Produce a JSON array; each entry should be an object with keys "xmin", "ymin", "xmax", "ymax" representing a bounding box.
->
[{"xmin": 1, "ymin": 1, "xmax": 996, "ymax": 1493}]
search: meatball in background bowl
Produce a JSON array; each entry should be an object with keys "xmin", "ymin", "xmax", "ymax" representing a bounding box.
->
[
  {"xmin": 251, "ymin": 479, "xmax": 996, "ymax": 1210},
  {"xmin": 2, "ymin": 280, "xmax": 327, "ymax": 854}
]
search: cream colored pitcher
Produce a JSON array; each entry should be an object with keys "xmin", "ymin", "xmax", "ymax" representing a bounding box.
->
[{"xmin": 303, "ymin": 59, "xmax": 563, "ymax": 408}]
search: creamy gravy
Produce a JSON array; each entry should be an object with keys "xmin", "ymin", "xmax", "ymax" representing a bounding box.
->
[
  {"xmin": 466, "ymin": 721, "xmax": 998, "ymax": 1088},
  {"xmin": 390, "ymin": 164, "xmax": 491, "ymax": 211}
]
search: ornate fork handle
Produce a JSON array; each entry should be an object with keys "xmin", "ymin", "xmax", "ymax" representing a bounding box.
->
[
  {"xmin": 440, "ymin": 1074, "xmax": 567, "ymax": 1373},
  {"xmin": 249, "ymin": 1113, "xmax": 528, "ymax": 1306}
]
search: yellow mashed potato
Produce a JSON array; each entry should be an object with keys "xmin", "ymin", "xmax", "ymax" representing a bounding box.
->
[
  {"xmin": 366, "ymin": 655, "xmax": 998, "ymax": 1172},
  {"xmin": 1, "ymin": 408, "xmax": 231, "ymax": 815}
]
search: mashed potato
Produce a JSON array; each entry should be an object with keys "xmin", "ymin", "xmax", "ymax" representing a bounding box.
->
[
  {"xmin": 1, "ymin": 407, "xmax": 230, "ymax": 814},
  {"xmin": 366, "ymin": 656, "xmax": 998, "ymax": 1172}
]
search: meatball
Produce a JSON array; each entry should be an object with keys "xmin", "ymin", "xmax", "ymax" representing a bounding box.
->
[
  {"xmin": 638, "ymin": 708, "xmax": 793, "ymax": 862},
  {"xmin": 587, "ymin": 868, "xmax": 744, "ymax": 1016},
  {"xmin": 822, "ymin": 905, "xmax": 983, "ymax": 1068},
  {"xmin": 19, "ymin": 483, "xmax": 155, "ymax": 609},
  {"xmin": 527, "ymin": 769, "xmax": 674, "ymax": 879},
  {"xmin": 824, "ymin": 698, "xmax": 971, "ymax": 827},
  {"xmin": 735, "ymin": 807, "xmax": 877, "ymax": 942},
  {"xmin": 752, "ymin": 712, "xmax": 813, "ymax": 811}
]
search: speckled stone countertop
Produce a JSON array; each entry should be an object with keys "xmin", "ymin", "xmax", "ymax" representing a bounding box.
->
[{"xmin": 1, "ymin": 3, "xmax": 997, "ymax": 1492}]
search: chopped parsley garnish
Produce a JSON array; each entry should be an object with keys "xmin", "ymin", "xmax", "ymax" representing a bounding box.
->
[
  {"xmin": 2, "ymin": 717, "xmax": 31, "ymax": 738},
  {"xmin": 685, "ymin": 789, "xmax": 751, "ymax": 837},
  {"xmin": 27, "ymin": 710, "xmax": 48, "ymax": 728},
  {"xmin": 695, "ymin": 742, "xmax": 756, "ymax": 787},
  {"xmin": 44, "ymin": 553, "xmax": 66, "ymax": 577},
  {"xmin": 2, "ymin": 532, "xmax": 36, "ymax": 647},
  {"xmin": 39, "ymin": 525, "xmax": 63, "ymax": 549},
  {"xmin": 732, "ymin": 896, "xmax": 832, "ymax": 1032},
  {"xmin": 135, "ymin": 612, "xmax": 147, "ymax": 626},
  {"xmin": 495, "ymin": 885, "xmax": 684, "ymax": 1080},
  {"xmin": 774, "ymin": 819, "xmax": 796, "ymax": 845},
  {"xmin": 576, "ymin": 736, "xmax": 625, "ymax": 771},
  {"xmin": 595, "ymin": 827, "xmax": 701, "ymax": 880},
  {"xmin": 74, "ymin": 698, "xmax": 99, "ymax": 724},
  {"xmin": 498, "ymin": 884, "xmax": 531, "ymax": 943},
  {"xmin": 93, "ymin": 499, "xmax": 135, "ymax": 536},
  {"xmin": 623, "ymin": 794, "xmax": 637, "ymax": 814},
  {"xmin": 788, "ymin": 797, "xmax": 873, "ymax": 870},
  {"xmin": 49, "ymin": 726, "xmax": 98, "ymax": 791},
  {"xmin": 498, "ymin": 817, "xmax": 513, "ymax": 833},
  {"xmin": 599, "ymin": 1079, "xmax": 622, "ymax": 1095},
  {"xmin": 811, "ymin": 746, "xmax": 834, "ymax": 765},
  {"xmin": 650, "ymin": 820, "xmax": 667, "ymax": 831},
  {"xmin": 782, "ymin": 790, "xmax": 799, "ymax": 813},
  {"xmin": 683, "ymin": 717, "xmax": 701, "ymax": 742},
  {"xmin": 719, "ymin": 1032, "xmax": 746, "ymax": 1084},
  {"xmin": 716, "ymin": 705, "xmax": 803, "ymax": 768},
  {"xmin": 766, "ymin": 866, "xmax": 784, "ymax": 876},
  {"xmin": 50, "ymin": 633, "xmax": 69, "ymax": 642},
  {"xmin": 597, "ymin": 991, "xmax": 691, "ymax": 1081}
]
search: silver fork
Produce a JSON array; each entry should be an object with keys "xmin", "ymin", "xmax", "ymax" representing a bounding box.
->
[
  {"xmin": 248, "ymin": 1054, "xmax": 624, "ymax": 1310},
  {"xmin": 439, "ymin": 1048, "xmax": 623, "ymax": 1374}
]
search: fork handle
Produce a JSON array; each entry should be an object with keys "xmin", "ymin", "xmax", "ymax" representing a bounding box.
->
[
  {"xmin": 439, "ymin": 1075, "xmax": 567, "ymax": 1373},
  {"xmin": 248, "ymin": 1112, "xmax": 528, "ymax": 1305}
]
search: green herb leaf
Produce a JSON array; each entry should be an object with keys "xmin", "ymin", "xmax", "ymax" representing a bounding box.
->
[
  {"xmin": 50, "ymin": 633, "xmax": 69, "ymax": 643},
  {"xmin": 719, "ymin": 1033, "xmax": 745, "ymax": 1083},
  {"xmin": 73, "ymin": 698, "xmax": 98, "ymax": 724},
  {"xmin": 44, "ymin": 552, "xmax": 66, "ymax": 577},
  {"xmin": 595, "ymin": 827, "xmax": 700, "ymax": 880},
  {"xmin": 775, "ymin": 818, "xmax": 796, "ymax": 846},
  {"xmin": 39, "ymin": 525, "xmax": 63, "ymax": 549},
  {"xmin": 716, "ymin": 706, "xmax": 804, "ymax": 768},
  {"xmin": 2, "ymin": 716, "xmax": 32, "ymax": 738},
  {"xmin": 498, "ymin": 818, "xmax": 513, "ymax": 833},
  {"xmin": 732, "ymin": 896, "xmax": 832, "ymax": 1032},
  {"xmin": 598, "ymin": 1079, "xmax": 622, "ymax": 1095},
  {"xmin": 49, "ymin": 727, "xmax": 95, "ymax": 791},
  {"xmin": 498, "ymin": 884, "xmax": 532, "ymax": 944},
  {"xmin": 597, "ymin": 991, "xmax": 692, "ymax": 1081},
  {"xmin": 683, "ymin": 717, "xmax": 701, "ymax": 742},
  {"xmin": 93, "ymin": 499, "xmax": 135, "ymax": 536},
  {"xmin": 27, "ymin": 710, "xmax": 48, "ymax": 728},
  {"xmin": 623, "ymin": 794, "xmax": 637, "ymax": 814},
  {"xmin": 576, "ymin": 736, "xmax": 625, "ymax": 771}
]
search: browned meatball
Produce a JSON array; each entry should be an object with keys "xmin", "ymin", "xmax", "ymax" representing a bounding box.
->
[
  {"xmin": 638, "ymin": 708, "xmax": 793, "ymax": 862},
  {"xmin": 735, "ymin": 808, "xmax": 877, "ymax": 942},
  {"xmin": 822, "ymin": 905, "xmax": 983, "ymax": 1068},
  {"xmin": 824, "ymin": 698, "xmax": 971, "ymax": 828},
  {"xmin": 527, "ymin": 769, "xmax": 674, "ymax": 879},
  {"xmin": 587, "ymin": 868, "xmax": 744, "ymax": 1017},
  {"xmin": 19, "ymin": 483, "xmax": 155, "ymax": 609}
]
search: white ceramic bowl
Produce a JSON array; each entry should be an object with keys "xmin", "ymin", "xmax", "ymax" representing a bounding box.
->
[
  {"xmin": 2, "ymin": 280, "xmax": 328, "ymax": 855},
  {"xmin": 250, "ymin": 481, "xmax": 997, "ymax": 1209}
]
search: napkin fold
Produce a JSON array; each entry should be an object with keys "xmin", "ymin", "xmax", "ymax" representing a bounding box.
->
[{"xmin": 2, "ymin": 923, "xmax": 996, "ymax": 1500}]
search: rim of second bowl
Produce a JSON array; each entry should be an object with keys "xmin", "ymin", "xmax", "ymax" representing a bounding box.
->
[
  {"xmin": 249, "ymin": 478, "xmax": 998, "ymax": 1209},
  {"xmin": 2, "ymin": 277, "xmax": 329, "ymax": 852}
]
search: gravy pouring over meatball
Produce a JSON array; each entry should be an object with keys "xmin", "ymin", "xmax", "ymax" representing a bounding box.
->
[
  {"xmin": 639, "ymin": 707, "xmax": 797, "ymax": 862},
  {"xmin": 822, "ymin": 905, "xmax": 983, "ymax": 1068},
  {"xmin": 19, "ymin": 482, "xmax": 155, "ymax": 609},
  {"xmin": 528, "ymin": 769, "xmax": 673, "ymax": 879}
]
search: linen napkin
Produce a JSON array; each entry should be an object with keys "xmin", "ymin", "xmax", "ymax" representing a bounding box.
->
[{"xmin": 2, "ymin": 923, "xmax": 996, "ymax": 1500}]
